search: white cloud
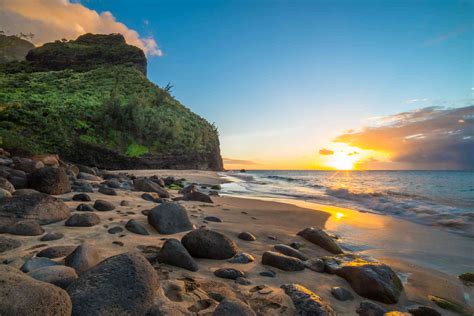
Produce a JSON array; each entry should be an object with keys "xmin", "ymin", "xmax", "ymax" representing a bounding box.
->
[{"xmin": 0, "ymin": 0, "xmax": 161, "ymax": 56}]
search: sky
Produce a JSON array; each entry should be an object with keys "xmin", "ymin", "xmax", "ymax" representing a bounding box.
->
[{"xmin": 1, "ymin": 0, "xmax": 473, "ymax": 170}]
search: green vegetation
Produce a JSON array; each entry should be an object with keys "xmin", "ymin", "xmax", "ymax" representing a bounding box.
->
[
  {"xmin": 0, "ymin": 34, "xmax": 221, "ymax": 169},
  {"xmin": 428, "ymin": 295, "xmax": 466, "ymax": 314}
]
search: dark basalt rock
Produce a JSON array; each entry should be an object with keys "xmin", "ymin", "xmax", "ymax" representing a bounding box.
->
[
  {"xmin": 0, "ymin": 189, "xmax": 70, "ymax": 224},
  {"xmin": 65, "ymin": 243, "xmax": 101, "ymax": 274},
  {"xmin": 76, "ymin": 203, "xmax": 95, "ymax": 212},
  {"xmin": 98, "ymin": 187, "xmax": 117, "ymax": 196},
  {"xmin": 65, "ymin": 213, "xmax": 100, "ymax": 227},
  {"xmin": 27, "ymin": 166, "xmax": 71, "ymax": 195},
  {"xmin": 0, "ymin": 265, "xmax": 72, "ymax": 315},
  {"xmin": 281, "ymin": 283, "xmax": 336, "ymax": 315},
  {"xmin": 107, "ymin": 226, "xmax": 123, "ymax": 234},
  {"xmin": 67, "ymin": 252, "xmax": 159, "ymax": 315},
  {"xmin": 182, "ymin": 228, "xmax": 237, "ymax": 259},
  {"xmin": 323, "ymin": 254, "xmax": 403, "ymax": 304},
  {"xmin": 156, "ymin": 238, "xmax": 198, "ymax": 271},
  {"xmin": 93, "ymin": 199, "xmax": 115, "ymax": 211},
  {"xmin": 134, "ymin": 178, "xmax": 170, "ymax": 198},
  {"xmin": 0, "ymin": 236, "xmax": 21, "ymax": 253},
  {"xmin": 147, "ymin": 202, "xmax": 194, "ymax": 234},
  {"xmin": 182, "ymin": 191, "xmax": 213, "ymax": 203},
  {"xmin": 213, "ymin": 299, "xmax": 256, "ymax": 316},
  {"xmin": 297, "ymin": 227, "xmax": 343, "ymax": 254},
  {"xmin": 37, "ymin": 245, "xmax": 77, "ymax": 258},
  {"xmin": 72, "ymin": 193, "xmax": 91, "ymax": 201},
  {"xmin": 274, "ymin": 244, "xmax": 308, "ymax": 261},
  {"xmin": 214, "ymin": 267, "xmax": 246, "ymax": 280},
  {"xmin": 27, "ymin": 265, "xmax": 78, "ymax": 289},
  {"xmin": 261, "ymin": 251, "xmax": 305, "ymax": 271},
  {"xmin": 125, "ymin": 219, "xmax": 149, "ymax": 235}
]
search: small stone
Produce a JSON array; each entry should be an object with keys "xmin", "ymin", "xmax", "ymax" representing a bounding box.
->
[
  {"xmin": 238, "ymin": 232, "xmax": 256, "ymax": 241},
  {"xmin": 228, "ymin": 253, "xmax": 255, "ymax": 264},
  {"xmin": 76, "ymin": 203, "xmax": 94, "ymax": 212},
  {"xmin": 125, "ymin": 219, "xmax": 149, "ymax": 235},
  {"xmin": 268, "ymin": 236, "xmax": 277, "ymax": 240},
  {"xmin": 204, "ymin": 216, "xmax": 222, "ymax": 222},
  {"xmin": 108, "ymin": 226, "xmax": 123, "ymax": 234},
  {"xmin": 331, "ymin": 286, "xmax": 354, "ymax": 301},
  {"xmin": 290, "ymin": 241, "xmax": 304, "ymax": 249},
  {"xmin": 65, "ymin": 213, "xmax": 100, "ymax": 227},
  {"xmin": 98, "ymin": 187, "xmax": 117, "ymax": 195},
  {"xmin": 214, "ymin": 267, "xmax": 246, "ymax": 280},
  {"xmin": 282, "ymin": 283, "xmax": 336, "ymax": 315},
  {"xmin": 93, "ymin": 199, "xmax": 115, "ymax": 211},
  {"xmin": 0, "ymin": 236, "xmax": 21, "ymax": 253},
  {"xmin": 182, "ymin": 191, "xmax": 213, "ymax": 203},
  {"xmin": 181, "ymin": 228, "xmax": 238, "ymax": 260},
  {"xmin": 156, "ymin": 238, "xmax": 198, "ymax": 272},
  {"xmin": 148, "ymin": 202, "xmax": 194, "ymax": 234},
  {"xmin": 141, "ymin": 192, "xmax": 162, "ymax": 202},
  {"xmin": 304, "ymin": 258, "xmax": 325, "ymax": 272},
  {"xmin": 72, "ymin": 193, "xmax": 91, "ymax": 201},
  {"xmin": 356, "ymin": 301, "xmax": 387, "ymax": 316},
  {"xmin": 235, "ymin": 277, "xmax": 252, "ymax": 285},
  {"xmin": 259, "ymin": 270, "xmax": 276, "ymax": 277},
  {"xmin": 113, "ymin": 241, "xmax": 124, "ymax": 246},
  {"xmin": 20, "ymin": 257, "xmax": 59, "ymax": 273},
  {"xmin": 407, "ymin": 305, "xmax": 441, "ymax": 316},
  {"xmin": 40, "ymin": 232, "xmax": 64, "ymax": 241},
  {"xmin": 37, "ymin": 245, "xmax": 76, "ymax": 258},
  {"xmin": 262, "ymin": 251, "xmax": 305, "ymax": 271},
  {"xmin": 120, "ymin": 200, "xmax": 131, "ymax": 206},
  {"xmin": 297, "ymin": 227, "xmax": 343, "ymax": 254},
  {"xmin": 7, "ymin": 220, "xmax": 44, "ymax": 236},
  {"xmin": 274, "ymin": 244, "xmax": 308, "ymax": 261}
]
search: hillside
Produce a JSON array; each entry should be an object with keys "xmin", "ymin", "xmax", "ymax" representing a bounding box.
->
[
  {"xmin": 0, "ymin": 34, "xmax": 35, "ymax": 63},
  {"xmin": 0, "ymin": 33, "xmax": 223, "ymax": 170}
]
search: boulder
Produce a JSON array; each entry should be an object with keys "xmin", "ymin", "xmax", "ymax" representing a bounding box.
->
[
  {"xmin": 274, "ymin": 244, "xmax": 308, "ymax": 261},
  {"xmin": 27, "ymin": 166, "xmax": 71, "ymax": 195},
  {"xmin": 37, "ymin": 245, "xmax": 77, "ymax": 258},
  {"xmin": 65, "ymin": 243, "xmax": 101, "ymax": 274},
  {"xmin": 297, "ymin": 227, "xmax": 343, "ymax": 254},
  {"xmin": 65, "ymin": 213, "xmax": 100, "ymax": 227},
  {"xmin": 0, "ymin": 177, "xmax": 14, "ymax": 193},
  {"xmin": 67, "ymin": 252, "xmax": 159, "ymax": 315},
  {"xmin": 0, "ymin": 190, "xmax": 70, "ymax": 224},
  {"xmin": 148, "ymin": 202, "xmax": 194, "ymax": 234},
  {"xmin": 356, "ymin": 301, "xmax": 387, "ymax": 316},
  {"xmin": 125, "ymin": 219, "xmax": 149, "ymax": 235},
  {"xmin": 183, "ymin": 191, "xmax": 213, "ymax": 203},
  {"xmin": 98, "ymin": 187, "xmax": 117, "ymax": 196},
  {"xmin": 20, "ymin": 257, "xmax": 60, "ymax": 273},
  {"xmin": 262, "ymin": 251, "xmax": 305, "ymax": 271},
  {"xmin": 0, "ymin": 236, "xmax": 21, "ymax": 253},
  {"xmin": 93, "ymin": 199, "xmax": 115, "ymax": 211},
  {"xmin": 12, "ymin": 157, "xmax": 44, "ymax": 173},
  {"xmin": 156, "ymin": 238, "xmax": 198, "ymax": 271},
  {"xmin": 40, "ymin": 232, "xmax": 64, "ymax": 241},
  {"xmin": 0, "ymin": 265, "xmax": 72, "ymax": 315},
  {"xmin": 28, "ymin": 265, "xmax": 78, "ymax": 289},
  {"xmin": 323, "ymin": 254, "xmax": 403, "ymax": 304},
  {"xmin": 331, "ymin": 286, "xmax": 354, "ymax": 301},
  {"xmin": 214, "ymin": 267, "xmax": 246, "ymax": 280},
  {"xmin": 134, "ymin": 178, "xmax": 170, "ymax": 198},
  {"xmin": 213, "ymin": 299, "xmax": 256, "ymax": 316},
  {"xmin": 4, "ymin": 219, "xmax": 44, "ymax": 236},
  {"xmin": 182, "ymin": 228, "xmax": 238, "ymax": 259},
  {"xmin": 238, "ymin": 231, "xmax": 256, "ymax": 241},
  {"xmin": 72, "ymin": 193, "xmax": 91, "ymax": 201},
  {"xmin": 281, "ymin": 283, "xmax": 336, "ymax": 316}
]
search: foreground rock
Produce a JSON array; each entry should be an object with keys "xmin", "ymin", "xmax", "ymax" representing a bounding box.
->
[
  {"xmin": 134, "ymin": 178, "xmax": 170, "ymax": 198},
  {"xmin": 28, "ymin": 265, "xmax": 78, "ymax": 289},
  {"xmin": 0, "ymin": 265, "xmax": 72, "ymax": 315},
  {"xmin": 213, "ymin": 298, "xmax": 256, "ymax": 316},
  {"xmin": 27, "ymin": 166, "xmax": 71, "ymax": 195},
  {"xmin": 182, "ymin": 228, "xmax": 238, "ymax": 259},
  {"xmin": 323, "ymin": 254, "xmax": 403, "ymax": 304},
  {"xmin": 262, "ymin": 251, "xmax": 305, "ymax": 271},
  {"xmin": 148, "ymin": 202, "xmax": 194, "ymax": 234},
  {"xmin": 65, "ymin": 243, "xmax": 101, "ymax": 274},
  {"xmin": 297, "ymin": 227, "xmax": 343, "ymax": 254},
  {"xmin": 156, "ymin": 238, "xmax": 198, "ymax": 271},
  {"xmin": 0, "ymin": 236, "xmax": 21, "ymax": 253},
  {"xmin": 281, "ymin": 283, "xmax": 336, "ymax": 315},
  {"xmin": 0, "ymin": 189, "xmax": 70, "ymax": 224},
  {"xmin": 67, "ymin": 252, "xmax": 159, "ymax": 315},
  {"xmin": 65, "ymin": 213, "xmax": 100, "ymax": 227}
]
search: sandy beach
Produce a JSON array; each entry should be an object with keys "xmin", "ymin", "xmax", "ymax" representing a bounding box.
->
[{"xmin": 1, "ymin": 169, "xmax": 472, "ymax": 315}]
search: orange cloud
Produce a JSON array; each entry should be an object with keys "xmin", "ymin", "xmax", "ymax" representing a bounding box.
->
[
  {"xmin": 319, "ymin": 148, "xmax": 334, "ymax": 155},
  {"xmin": 0, "ymin": 0, "xmax": 161, "ymax": 56}
]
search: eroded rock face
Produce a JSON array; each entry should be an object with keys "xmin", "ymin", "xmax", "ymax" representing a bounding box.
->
[
  {"xmin": 0, "ymin": 190, "xmax": 70, "ymax": 224},
  {"xmin": 156, "ymin": 238, "xmax": 198, "ymax": 271},
  {"xmin": 182, "ymin": 228, "xmax": 238, "ymax": 260},
  {"xmin": 27, "ymin": 166, "xmax": 71, "ymax": 195},
  {"xmin": 323, "ymin": 254, "xmax": 403, "ymax": 304},
  {"xmin": 281, "ymin": 283, "xmax": 336, "ymax": 316},
  {"xmin": 67, "ymin": 252, "xmax": 159, "ymax": 316},
  {"xmin": 0, "ymin": 265, "xmax": 72, "ymax": 315},
  {"xmin": 148, "ymin": 202, "xmax": 194, "ymax": 234},
  {"xmin": 297, "ymin": 227, "xmax": 343, "ymax": 254}
]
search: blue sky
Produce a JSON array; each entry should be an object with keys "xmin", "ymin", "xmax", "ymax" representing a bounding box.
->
[{"xmin": 5, "ymin": 0, "xmax": 470, "ymax": 168}]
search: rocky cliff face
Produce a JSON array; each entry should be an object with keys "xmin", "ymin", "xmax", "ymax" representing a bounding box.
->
[
  {"xmin": 0, "ymin": 34, "xmax": 35, "ymax": 64},
  {"xmin": 0, "ymin": 34, "xmax": 223, "ymax": 171}
]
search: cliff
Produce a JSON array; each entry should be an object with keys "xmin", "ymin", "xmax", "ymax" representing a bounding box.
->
[{"xmin": 0, "ymin": 34, "xmax": 223, "ymax": 170}]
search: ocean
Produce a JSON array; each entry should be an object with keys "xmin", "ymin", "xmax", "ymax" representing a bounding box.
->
[{"xmin": 220, "ymin": 170, "xmax": 474, "ymax": 237}]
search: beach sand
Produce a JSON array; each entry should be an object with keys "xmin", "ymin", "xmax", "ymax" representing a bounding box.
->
[{"xmin": 2, "ymin": 170, "xmax": 472, "ymax": 315}]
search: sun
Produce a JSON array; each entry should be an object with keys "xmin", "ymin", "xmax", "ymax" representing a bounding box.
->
[{"xmin": 327, "ymin": 154, "xmax": 357, "ymax": 170}]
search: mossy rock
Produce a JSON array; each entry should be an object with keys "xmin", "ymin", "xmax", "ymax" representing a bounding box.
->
[
  {"xmin": 168, "ymin": 184, "xmax": 183, "ymax": 190},
  {"xmin": 428, "ymin": 295, "xmax": 466, "ymax": 314}
]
